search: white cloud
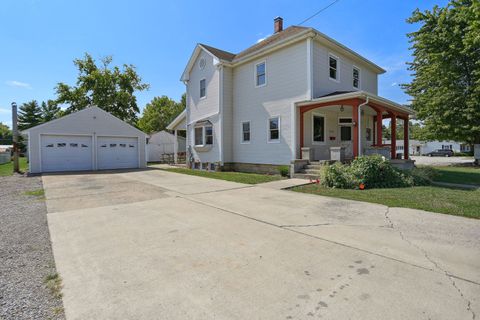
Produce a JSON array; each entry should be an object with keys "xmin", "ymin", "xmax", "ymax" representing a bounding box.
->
[
  {"xmin": 256, "ymin": 35, "xmax": 270, "ymax": 43},
  {"xmin": 6, "ymin": 80, "xmax": 32, "ymax": 89},
  {"xmin": 391, "ymin": 82, "xmax": 398, "ymax": 87},
  {"xmin": 0, "ymin": 108, "xmax": 10, "ymax": 114}
]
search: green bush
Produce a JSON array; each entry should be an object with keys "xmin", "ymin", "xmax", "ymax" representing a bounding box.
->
[
  {"xmin": 278, "ymin": 165, "xmax": 290, "ymax": 177},
  {"xmin": 320, "ymin": 155, "xmax": 433, "ymax": 189}
]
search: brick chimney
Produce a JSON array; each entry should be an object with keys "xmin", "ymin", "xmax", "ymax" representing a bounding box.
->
[{"xmin": 274, "ymin": 17, "xmax": 283, "ymax": 33}]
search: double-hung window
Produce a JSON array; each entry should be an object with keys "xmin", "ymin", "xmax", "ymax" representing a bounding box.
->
[
  {"xmin": 312, "ymin": 114, "xmax": 325, "ymax": 143},
  {"xmin": 268, "ymin": 117, "xmax": 280, "ymax": 142},
  {"xmin": 329, "ymin": 55, "xmax": 338, "ymax": 81},
  {"xmin": 195, "ymin": 124, "xmax": 213, "ymax": 146},
  {"xmin": 241, "ymin": 121, "xmax": 251, "ymax": 143},
  {"xmin": 255, "ymin": 61, "xmax": 266, "ymax": 87},
  {"xmin": 200, "ymin": 79, "xmax": 206, "ymax": 98},
  {"xmin": 353, "ymin": 67, "xmax": 360, "ymax": 88}
]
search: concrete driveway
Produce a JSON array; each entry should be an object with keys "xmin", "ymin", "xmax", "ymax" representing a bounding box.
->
[{"xmin": 43, "ymin": 169, "xmax": 480, "ymax": 320}]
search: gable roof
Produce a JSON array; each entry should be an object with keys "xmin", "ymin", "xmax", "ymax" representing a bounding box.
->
[
  {"xmin": 181, "ymin": 25, "xmax": 385, "ymax": 81},
  {"xmin": 22, "ymin": 106, "xmax": 147, "ymax": 136}
]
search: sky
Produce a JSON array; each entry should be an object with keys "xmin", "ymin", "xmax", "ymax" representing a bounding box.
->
[{"xmin": 0, "ymin": 0, "xmax": 449, "ymax": 129}]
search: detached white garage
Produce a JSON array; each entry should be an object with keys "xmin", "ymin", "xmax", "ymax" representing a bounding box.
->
[{"xmin": 24, "ymin": 106, "xmax": 147, "ymax": 174}]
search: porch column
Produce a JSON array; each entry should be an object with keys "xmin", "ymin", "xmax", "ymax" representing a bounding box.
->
[
  {"xmin": 376, "ymin": 110, "xmax": 383, "ymax": 146},
  {"xmin": 390, "ymin": 114, "xmax": 397, "ymax": 159},
  {"xmin": 173, "ymin": 130, "xmax": 178, "ymax": 164},
  {"xmin": 352, "ymin": 102, "xmax": 359, "ymax": 158},
  {"xmin": 403, "ymin": 117, "xmax": 409, "ymax": 160}
]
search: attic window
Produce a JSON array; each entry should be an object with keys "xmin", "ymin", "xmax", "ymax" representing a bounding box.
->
[{"xmin": 199, "ymin": 58, "xmax": 206, "ymax": 70}]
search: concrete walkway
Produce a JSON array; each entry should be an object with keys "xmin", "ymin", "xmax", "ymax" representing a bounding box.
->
[{"xmin": 43, "ymin": 169, "xmax": 480, "ymax": 320}]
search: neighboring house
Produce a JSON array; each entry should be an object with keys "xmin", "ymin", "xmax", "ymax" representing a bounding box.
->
[
  {"xmin": 386, "ymin": 139, "xmax": 472, "ymax": 156},
  {"xmin": 169, "ymin": 17, "xmax": 414, "ymax": 173},
  {"xmin": 147, "ymin": 130, "xmax": 186, "ymax": 162},
  {"xmin": 23, "ymin": 106, "xmax": 147, "ymax": 173}
]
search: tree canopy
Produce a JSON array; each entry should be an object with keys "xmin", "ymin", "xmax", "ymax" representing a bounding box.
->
[
  {"xmin": 40, "ymin": 100, "xmax": 62, "ymax": 122},
  {"xmin": 0, "ymin": 122, "xmax": 12, "ymax": 144},
  {"xmin": 18, "ymin": 100, "xmax": 42, "ymax": 131},
  {"xmin": 55, "ymin": 53, "xmax": 149, "ymax": 125},
  {"xmin": 137, "ymin": 94, "xmax": 185, "ymax": 134},
  {"xmin": 403, "ymin": 0, "xmax": 480, "ymax": 144}
]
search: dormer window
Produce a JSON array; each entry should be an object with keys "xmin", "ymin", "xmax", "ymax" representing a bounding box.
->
[
  {"xmin": 200, "ymin": 79, "xmax": 206, "ymax": 98},
  {"xmin": 329, "ymin": 55, "xmax": 338, "ymax": 81},
  {"xmin": 255, "ymin": 61, "xmax": 266, "ymax": 87},
  {"xmin": 353, "ymin": 67, "xmax": 360, "ymax": 88}
]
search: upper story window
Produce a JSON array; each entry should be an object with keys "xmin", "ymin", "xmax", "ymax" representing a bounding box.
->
[
  {"xmin": 255, "ymin": 61, "xmax": 266, "ymax": 87},
  {"xmin": 329, "ymin": 55, "xmax": 338, "ymax": 81},
  {"xmin": 353, "ymin": 67, "xmax": 360, "ymax": 88},
  {"xmin": 268, "ymin": 117, "xmax": 280, "ymax": 142},
  {"xmin": 241, "ymin": 121, "xmax": 251, "ymax": 143},
  {"xmin": 200, "ymin": 79, "xmax": 206, "ymax": 98}
]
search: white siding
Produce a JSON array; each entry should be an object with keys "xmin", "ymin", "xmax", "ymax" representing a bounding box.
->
[
  {"xmin": 232, "ymin": 41, "xmax": 309, "ymax": 165},
  {"xmin": 187, "ymin": 49, "xmax": 222, "ymax": 163},
  {"xmin": 222, "ymin": 66, "xmax": 234, "ymax": 163},
  {"xmin": 312, "ymin": 40, "xmax": 378, "ymax": 98}
]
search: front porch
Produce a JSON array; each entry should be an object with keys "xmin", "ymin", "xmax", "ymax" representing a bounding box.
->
[{"xmin": 292, "ymin": 91, "xmax": 415, "ymax": 176}]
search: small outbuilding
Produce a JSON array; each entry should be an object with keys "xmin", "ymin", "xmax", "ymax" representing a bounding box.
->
[
  {"xmin": 23, "ymin": 106, "xmax": 147, "ymax": 173},
  {"xmin": 147, "ymin": 130, "xmax": 186, "ymax": 162}
]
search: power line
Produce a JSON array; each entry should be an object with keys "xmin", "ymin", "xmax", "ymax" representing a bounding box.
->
[{"xmin": 298, "ymin": 0, "xmax": 341, "ymax": 25}]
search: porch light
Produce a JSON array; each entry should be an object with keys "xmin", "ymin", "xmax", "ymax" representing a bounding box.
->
[{"xmin": 340, "ymin": 105, "xmax": 344, "ymax": 112}]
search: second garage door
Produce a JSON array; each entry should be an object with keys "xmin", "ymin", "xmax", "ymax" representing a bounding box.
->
[{"xmin": 96, "ymin": 137, "xmax": 138, "ymax": 170}]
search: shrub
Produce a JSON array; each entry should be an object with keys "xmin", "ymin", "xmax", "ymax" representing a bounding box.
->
[
  {"xmin": 278, "ymin": 165, "xmax": 290, "ymax": 177},
  {"xmin": 320, "ymin": 155, "xmax": 432, "ymax": 189},
  {"xmin": 321, "ymin": 162, "xmax": 356, "ymax": 189}
]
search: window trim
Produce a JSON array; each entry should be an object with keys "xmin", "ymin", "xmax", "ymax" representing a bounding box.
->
[
  {"xmin": 311, "ymin": 112, "xmax": 326, "ymax": 145},
  {"xmin": 352, "ymin": 65, "xmax": 360, "ymax": 89},
  {"xmin": 254, "ymin": 60, "xmax": 267, "ymax": 88},
  {"xmin": 194, "ymin": 125, "xmax": 213, "ymax": 147},
  {"xmin": 267, "ymin": 116, "xmax": 280, "ymax": 143},
  {"xmin": 328, "ymin": 53, "xmax": 340, "ymax": 82},
  {"xmin": 241, "ymin": 121, "xmax": 251, "ymax": 144},
  {"xmin": 199, "ymin": 78, "xmax": 207, "ymax": 99},
  {"xmin": 338, "ymin": 117, "xmax": 353, "ymax": 125}
]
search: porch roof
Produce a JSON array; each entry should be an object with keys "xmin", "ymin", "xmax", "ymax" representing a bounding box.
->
[{"xmin": 296, "ymin": 91, "xmax": 415, "ymax": 117}]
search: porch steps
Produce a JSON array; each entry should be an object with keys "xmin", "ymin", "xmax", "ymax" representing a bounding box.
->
[
  {"xmin": 293, "ymin": 173, "xmax": 320, "ymax": 180},
  {"xmin": 293, "ymin": 160, "xmax": 335, "ymax": 180}
]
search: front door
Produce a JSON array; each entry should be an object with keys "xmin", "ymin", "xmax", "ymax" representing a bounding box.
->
[{"xmin": 338, "ymin": 118, "xmax": 353, "ymax": 159}]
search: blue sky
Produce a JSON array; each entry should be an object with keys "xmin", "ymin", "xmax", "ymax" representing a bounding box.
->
[{"xmin": 0, "ymin": 0, "xmax": 448, "ymax": 129}]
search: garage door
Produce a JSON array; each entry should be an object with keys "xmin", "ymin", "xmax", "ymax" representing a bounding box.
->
[
  {"xmin": 96, "ymin": 137, "xmax": 138, "ymax": 170},
  {"xmin": 41, "ymin": 135, "xmax": 93, "ymax": 172}
]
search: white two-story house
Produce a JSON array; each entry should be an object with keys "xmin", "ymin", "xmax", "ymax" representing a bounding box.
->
[{"xmin": 167, "ymin": 17, "xmax": 414, "ymax": 173}]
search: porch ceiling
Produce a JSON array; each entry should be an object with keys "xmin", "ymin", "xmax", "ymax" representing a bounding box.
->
[{"xmin": 296, "ymin": 91, "xmax": 414, "ymax": 118}]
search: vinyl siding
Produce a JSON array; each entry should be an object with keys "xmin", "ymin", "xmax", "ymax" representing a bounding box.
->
[
  {"xmin": 312, "ymin": 40, "xmax": 378, "ymax": 98},
  {"xmin": 187, "ymin": 49, "xmax": 221, "ymax": 163},
  {"xmin": 222, "ymin": 66, "xmax": 234, "ymax": 163},
  {"xmin": 232, "ymin": 41, "xmax": 309, "ymax": 165}
]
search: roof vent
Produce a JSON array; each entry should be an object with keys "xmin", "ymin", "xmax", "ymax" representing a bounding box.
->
[{"xmin": 274, "ymin": 17, "xmax": 283, "ymax": 33}]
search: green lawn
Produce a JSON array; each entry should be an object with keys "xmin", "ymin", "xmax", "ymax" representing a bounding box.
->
[
  {"xmin": 292, "ymin": 184, "xmax": 480, "ymax": 219},
  {"xmin": 0, "ymin": 158, "xmax": 28, "ymax": 176},
  {"xmin": 431, "ymin": 166, "xmax": 480, "ymax": 186},
  {"xmin": 162, "ymin": 168, "xmax": 284, "ymax": 184}
]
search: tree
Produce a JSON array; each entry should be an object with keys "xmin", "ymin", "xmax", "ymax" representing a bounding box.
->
[
  {"xmin": 403, "ymin": 0, "xmax": 480, "ymax": 144},
  {"xmin": 40, "ymin": 100, "xmax": 62, "ymax": 122},
  {"xmin": 55, "ymin": 53, "xmax": 150, "ymax": 124},
  {"xmin": 137, "ymin": 95, "xmax": 184, "ymax": 134},
  {"xmin": 18, "ymin": 100, "xmax": 42, "ymax": 130},
  {"xmin": 0, "ymin": 122, "xmax": 12, "ymax": 144}
]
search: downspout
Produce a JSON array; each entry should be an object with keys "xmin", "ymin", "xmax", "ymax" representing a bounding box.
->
[{"xmin": 357, "ymin": 96, "xmax": 369, "ymax": 157}]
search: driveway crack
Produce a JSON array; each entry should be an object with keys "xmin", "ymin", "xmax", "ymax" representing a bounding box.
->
[{"xmin": 385, "ymin": 207, "xmax": 476, "ymax": 319}]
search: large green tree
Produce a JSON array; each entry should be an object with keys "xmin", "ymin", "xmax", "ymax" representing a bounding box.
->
[
  {"xmin": 55, "ymin": 53, "xmax": 149, "ymax": 124},
  {"xmin": 18, "ymin": 100, "xmax": 42, "ymax": 130},
  {"xmin": 137, "ymin": 94, "xmax": 185, "ymax": 134},
  {"xmin": 0, "ymin": 122, "xmax": 12, "ymax": 144},
  {"xmin": 403, "ymin": 0, "xmax": 480, "ymax": 144},
  {"xmin": 40, "ymin": 100, "xmax": 62, "ymax": 122}
]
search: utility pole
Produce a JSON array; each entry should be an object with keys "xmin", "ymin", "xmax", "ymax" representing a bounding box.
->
[{"xmin": 12, "ymin": 102, "xmax": 19, "ymax": 173}]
